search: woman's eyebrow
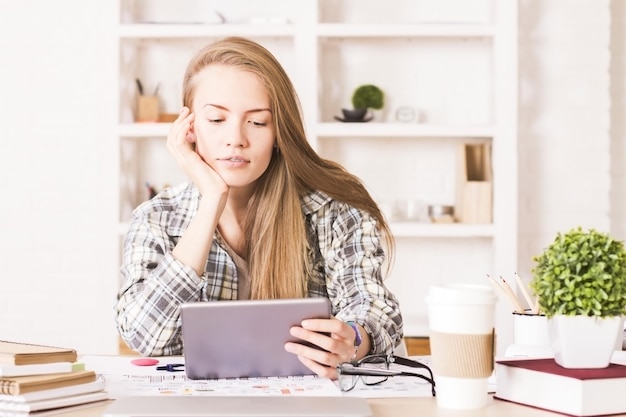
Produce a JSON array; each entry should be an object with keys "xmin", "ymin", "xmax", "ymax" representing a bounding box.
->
[
  {"xmin": 202, "ymin": 103, "xmax": 225, "ymax": 110},
  {"xmin": 201, "ymin": 103, "xmax": 271, "ymax": 114},
  {"xmin": 246, "ymin": 108, "xmax": 272, "ymax": 114}
]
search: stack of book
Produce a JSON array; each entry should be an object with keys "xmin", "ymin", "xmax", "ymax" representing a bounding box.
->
[
  {"xmin": 0, "ymin": 340, "xmax": 108, "ymax": 416},
  {"xmin": 495, "ymin": 357, "xmax": 626, "ymax": 416}
]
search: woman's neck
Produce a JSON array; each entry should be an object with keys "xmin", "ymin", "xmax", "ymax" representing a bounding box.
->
[{"xmin": 218, "ymin": 189, "xmax": 252, "ymax": 259}]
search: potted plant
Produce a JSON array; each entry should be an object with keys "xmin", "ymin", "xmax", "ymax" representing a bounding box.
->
[
  {"xmin": 339, "ymin": 84, "xmax": 384, "ymax": 122},
  {"xmin": 530, "ymin": 227, "xmax": 626, "ymax": 368}
]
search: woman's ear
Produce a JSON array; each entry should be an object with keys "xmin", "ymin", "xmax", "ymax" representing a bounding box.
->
[{"xmin": 185, "ymin": 130, "xmax": 197, "ymax": 152}]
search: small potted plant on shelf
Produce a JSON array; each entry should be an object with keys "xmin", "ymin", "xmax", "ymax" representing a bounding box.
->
[
  {"xmin": 337, "ymin": 84, "xmax": 384, "ymax": 123},
  {"xmin": 530, "ymin": 226, "xmax": 626, "ymax": 368}
]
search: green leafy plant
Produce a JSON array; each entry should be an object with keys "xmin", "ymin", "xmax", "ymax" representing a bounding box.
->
[
  {"xmin": 351, "ymin": 84, "xmax": 384, "ymax": 110},
  {"xmin": 530, "ymin": 227, "xmax": 626, "ymax": 318}
]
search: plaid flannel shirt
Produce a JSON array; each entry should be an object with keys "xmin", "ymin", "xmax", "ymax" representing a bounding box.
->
[{"xmin": 115, "ymin": 182, "xmax": 403, "ymax": 356}]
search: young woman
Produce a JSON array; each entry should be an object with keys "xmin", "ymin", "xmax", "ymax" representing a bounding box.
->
[{"xmin": 115, "ymin": 36, "xmax": 403, "ymax": 379}]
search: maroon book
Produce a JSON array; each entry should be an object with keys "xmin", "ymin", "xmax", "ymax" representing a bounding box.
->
[
  {"xmin": 495, "ymin": 358, "xmax": 626, "ymax": 417},
  {"xmin": 497, "ymin": 358, "xmax": 626, "ymax": 379}
]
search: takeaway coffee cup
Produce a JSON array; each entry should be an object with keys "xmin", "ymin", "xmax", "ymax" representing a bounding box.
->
[{"xmin": 426, "ymin": 283, "xmax": 496, "ymax": 410}]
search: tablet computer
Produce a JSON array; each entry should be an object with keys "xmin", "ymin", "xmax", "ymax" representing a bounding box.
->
[{"xmin": 180, "ymin": 298, "xmax": 331, "ymax": 380}]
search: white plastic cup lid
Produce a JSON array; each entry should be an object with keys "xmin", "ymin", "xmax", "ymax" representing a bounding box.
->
[{"xmin": 425, "ymin": 283, "xmax": 496, "ymax": 305}]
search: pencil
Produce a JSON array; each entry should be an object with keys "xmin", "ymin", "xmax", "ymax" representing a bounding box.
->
[
  {"xmin": 500, "ymin": 276, "xmax": 526, "ymax": 313},
  {"xmin": 514, "ymin": 272, "xmax": 535, "ymax": 313},
  {"xmin": 533, "ymin": 298, "xmax": 541, "ymax": 315},
  {"xmin": 501, "ymin": 276, "xmax": 526, "ymax": 313},
  {"xmin": 486, "ymin": 274, "xmax": 524, "ymax": 314}
]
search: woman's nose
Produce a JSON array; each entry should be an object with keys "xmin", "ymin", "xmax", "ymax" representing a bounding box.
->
[{"xmin": 226, "ymin": 121, "xmax": 248, "ymax": 147}]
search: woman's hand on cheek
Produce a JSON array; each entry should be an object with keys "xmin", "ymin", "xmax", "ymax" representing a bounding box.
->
[
  {"xmin": 167, "ymin": 107, "xmax": 228, "ymax": 198},
  {"xmin": 284, "ymin": 318, "xmax": 358, "ymax": 380},
  {"xmin": 167, "ymin": 107, "xmax": 198, "ymax": 171}
]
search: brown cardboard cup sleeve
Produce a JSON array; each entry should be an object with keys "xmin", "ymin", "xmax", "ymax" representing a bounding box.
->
[{"xmin": 429, "ymin": 329, "xmax": 494, "ymax": 378}]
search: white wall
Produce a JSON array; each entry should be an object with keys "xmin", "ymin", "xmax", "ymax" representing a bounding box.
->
[
  {"xmin": 0, "ymin": 0, "xmax": 624, "ymax": 353},
  {"xmin": 0, "ymin": 1, "xmax": 119, "ymax": 353},
  {"xmin": 518, "ymin": 0, "xmax": 623, "ymax": 280},
  {"xmin": 611, "ymin": 0, "xmax": 626, "ymax": 240}
]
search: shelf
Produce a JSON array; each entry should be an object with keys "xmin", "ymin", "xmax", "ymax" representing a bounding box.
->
[
  {"xmin": 118, "ymin": 123, "xmax": 170, "ymax": 138},
  {"xmin": 315, "ymin": 123, "xmax": 495, "ymax": 138},
  {"xmin": 118, "ymin": 23, "xmax": 296, "ymax": 39},
  {"xmin": 390, "ymin": 222, "xmax": 494, "ymax": 238},
  {"xmin": 316, "ymin": 23, "xmax": 495, "ymax": 38},
  {"xmin": 118, "ymin": 122, "xmax": 495, "ymax": 139}
]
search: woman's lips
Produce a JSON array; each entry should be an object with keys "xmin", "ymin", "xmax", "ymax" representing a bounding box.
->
[{"xmin": 217, "ymin": 156, "xmax": 250, "ymax": 167}]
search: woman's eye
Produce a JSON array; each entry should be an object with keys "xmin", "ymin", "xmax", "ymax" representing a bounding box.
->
[
  {"xmin": 208, "ymin": 118, "xmax": 224, "ymax": 124},
  {"xmin": 248, "ymin": 120, "xmax": 267, "ymax": 127}
]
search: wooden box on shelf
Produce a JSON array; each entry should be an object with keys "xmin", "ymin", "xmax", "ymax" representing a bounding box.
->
[
  {"xmin": 454, "ymin": 142, "xmax": 492, "ymax": 224},
  {"xmin": 136, "ymin": 95, "xmax": 159, "ymax": 123}
]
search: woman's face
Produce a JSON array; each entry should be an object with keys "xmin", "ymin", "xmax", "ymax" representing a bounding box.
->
[{"xmin": 191, "ymin": 64, "xmax": 275, "ymax": 192}]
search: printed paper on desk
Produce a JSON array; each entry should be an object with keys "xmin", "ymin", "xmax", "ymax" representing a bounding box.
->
[
  {"xmin": 101, "ymin": 374, "xmax": 340, "ymax": 399},
  {"xmin": 82, "ymin": 354, "xmax": 469, "ymax": 399},
  {"xmin": 82, "ymin": 354, "xmax": 339, "ymax": 399}
]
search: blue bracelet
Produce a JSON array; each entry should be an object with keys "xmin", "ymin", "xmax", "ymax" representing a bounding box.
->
[{"xmin": 346, "ymin": 321, "xmax": 362, "ymax": 359}]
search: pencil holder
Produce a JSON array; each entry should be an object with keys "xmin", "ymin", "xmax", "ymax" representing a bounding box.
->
[
  {"xmin": 136, "ymin": 95, "xmax": 159, "ymax": 122},
  {"xmin": 512, "ymin": 311, "xmax": 550, "ymax": 347}
]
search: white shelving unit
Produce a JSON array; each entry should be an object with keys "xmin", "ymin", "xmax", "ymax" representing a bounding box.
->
[{"xmin": 115, "ymin": 0, "xmax": 517, "ymax": 353}]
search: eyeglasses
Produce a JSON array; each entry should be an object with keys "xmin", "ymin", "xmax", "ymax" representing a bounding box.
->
[{"xmin": 336, "ymin": 354, "xmax": 436, "ymax": 396}]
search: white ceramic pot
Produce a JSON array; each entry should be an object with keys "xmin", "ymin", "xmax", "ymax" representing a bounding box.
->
[{"xmin": 548, "ymin": 315, "xmax": 624, "ymax": 368}]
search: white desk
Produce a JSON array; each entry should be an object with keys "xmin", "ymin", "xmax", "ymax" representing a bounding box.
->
[
  {"xmin": 54, "ymin": 396, "xmax": 626, "ymax": 417},
  {"xmin": 57, "ymin": 353, "xmax": 626, "ymax": 417}
]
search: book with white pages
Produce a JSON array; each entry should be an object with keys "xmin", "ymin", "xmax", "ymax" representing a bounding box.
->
[
  {"xmin": 0, "ymin": 391, "xmax": 109, "ymax": 413},
  {"xmin": 0, "ymin": 363, "xmax": 84, "ymax": 378},
  {"xmin": 494, "ymin": 357, "xmax": 626, "ymax": 416},
  {"xmin": 0, "ymin": 342, "xmax": 77, "ymax": 367},
  {"xmin": 0, "ymin": 377, "xmax": 106, "ymax": 403},
  {"xmin": 0, "ymin": 397, "xmax": 109, "ymax": 417}
]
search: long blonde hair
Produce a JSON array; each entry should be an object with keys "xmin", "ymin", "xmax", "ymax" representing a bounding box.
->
[{"xmin": 182, "ymin": 37, "xmax": 394, "ymax": 299}]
